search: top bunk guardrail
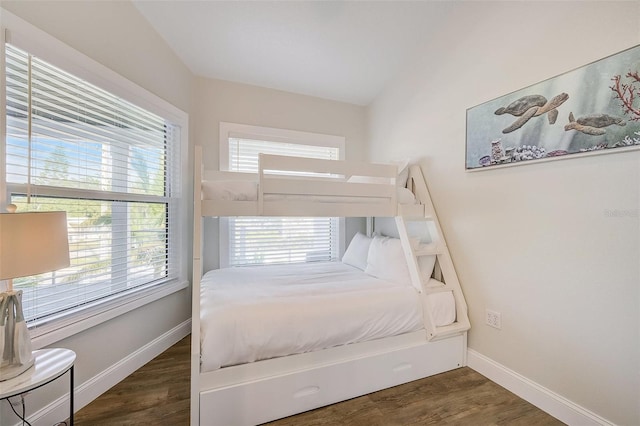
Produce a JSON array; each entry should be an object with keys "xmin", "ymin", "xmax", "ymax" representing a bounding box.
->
[{"xmin": 195, "ymin": 146, "xmax": 426, "ymax": 218}]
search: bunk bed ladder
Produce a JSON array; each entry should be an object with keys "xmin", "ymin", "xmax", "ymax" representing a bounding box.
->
[{"xmin": 395, "ymin": 167, "xmax": 470, "ymax": 342}]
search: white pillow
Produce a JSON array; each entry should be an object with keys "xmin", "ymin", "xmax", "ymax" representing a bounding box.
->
[
  {"xmin": 365, "ymin": 235, "xmax": 412, "ymax": 286},
  {"xmin": 341, "ymin": 232, "xmax": 372, "ymax": 270}
]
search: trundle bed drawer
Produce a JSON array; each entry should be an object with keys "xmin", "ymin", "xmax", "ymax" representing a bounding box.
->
[{"xmin": 199, "ymin": 335, "xmax": 464, "ymax": 426}]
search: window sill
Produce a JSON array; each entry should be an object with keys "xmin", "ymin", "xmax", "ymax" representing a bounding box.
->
[{"xmin": 30, "ymin": 279, "xmax": 189, "ymax": 349}]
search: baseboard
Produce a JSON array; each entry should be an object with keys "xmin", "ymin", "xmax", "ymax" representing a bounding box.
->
[
  {"xmin": 20, "ymin": 319, "xmax": 191, "ymax": 426},
  {"xmin": 467, "ymin": 349, "xmax": 613, "ymax": 426}
]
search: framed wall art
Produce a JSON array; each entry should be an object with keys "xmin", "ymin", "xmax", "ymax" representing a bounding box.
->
[{"xmin": 466, "ymin": 44, "xmax": 640, "ymax": 170}]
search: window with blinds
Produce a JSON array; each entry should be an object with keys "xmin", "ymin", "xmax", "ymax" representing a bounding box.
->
[
  {"xmin": 223, "ymin": 132, "xmax": 341, "ymax": 267},
  {"xmin": 3, "ymin": 44, "xmax": 181, "ymax": 325}
]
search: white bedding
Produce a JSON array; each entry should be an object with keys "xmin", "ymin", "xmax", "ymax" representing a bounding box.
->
[
  {"xmin": 201, "ymin": 180, "xmax": 258, "ymax": 201},
  {"xmin": 201, "ymin": 180, "xmax": 418, "ymax": 204},
  {"xmin": 200, "ymin": 261, "xmax": 426, "ymax": 372}
]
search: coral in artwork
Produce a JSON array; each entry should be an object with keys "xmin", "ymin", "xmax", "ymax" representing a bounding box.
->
[
  {"xmin": 579, "ymin": 143, "xmax": 608, "ymax": 152},
  {"xmin": 511, "ymin": 145, "xmax": 546, "ymax": 161},
  {"xmin": 611, "ymin": 71, "xmax": 640, "ymax": 121},
  {"xmin": 613, "ymin": 131, "xmax": 640, "ymax": 147}
]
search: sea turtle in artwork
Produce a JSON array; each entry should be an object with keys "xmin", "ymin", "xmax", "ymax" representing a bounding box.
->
[
  {"xmin": 494, "ymin": 95, "xmax": 547, "ymax": 116},
  {"xmin": 494, "ymin": 93, "xmax": 569, "ymax": 134},
  {"xmin": 564, "ymin": 112, "xmax": 626, "ymax": 136}
]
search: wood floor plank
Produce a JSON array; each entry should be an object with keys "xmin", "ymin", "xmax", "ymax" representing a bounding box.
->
[
  {"xmin": 74, "ymin": 335, "xmax": 190, "ymax": 425},
  {"xmin": 74, "ymin": 335, "xmax": 564, "ymax": 425},
  {"xmin": 268, "ymin": 367, "xmax": 563, "ymax": 426}
]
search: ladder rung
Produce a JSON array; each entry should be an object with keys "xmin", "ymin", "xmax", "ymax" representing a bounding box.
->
[
  {"xmin": 414, "ymin": 243, "xmax": 441, "ymax": 256},
  {"xmin": 400, "ymin": 212, "xmax": 434, "ymax": 220},
  {"xmin": 427, "ymin": 322, "xmax": 470, "ymax": 341},
  {"xmin": 401, "ymin": 215, "xmax": 433, "ymax": 221},
  {"xmin": 424, "ymin": 285, "xmax": 452, "ymax": 295}
]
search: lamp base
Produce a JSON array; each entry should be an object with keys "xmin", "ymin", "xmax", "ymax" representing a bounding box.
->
[
  {"xmin": 0, "ymin": 356, "xmax": 34, "ymax": 381},
  {"xmin": 0, "ymin": 290, "xmax": 34, "ymax": 381}
]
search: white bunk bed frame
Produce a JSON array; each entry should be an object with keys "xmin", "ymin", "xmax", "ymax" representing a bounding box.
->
[{"xmin": 191, "ymin": 146, "xmax": 470, "ymax": 426}]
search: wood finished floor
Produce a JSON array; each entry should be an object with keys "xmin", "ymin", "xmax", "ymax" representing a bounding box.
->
[{"xmin": 74, "ymin": 336, "xmax": 564, "ymax": 425}]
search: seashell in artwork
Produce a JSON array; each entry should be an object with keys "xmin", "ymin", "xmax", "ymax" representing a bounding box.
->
[{"xmin": 490, "ymin": 139, "xmax": 505, "ymax": 163}]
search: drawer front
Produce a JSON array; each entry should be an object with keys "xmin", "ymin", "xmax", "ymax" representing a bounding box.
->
[{"xmin": 199, "ymin": 335, "xmax": 464, "ymax": 426}]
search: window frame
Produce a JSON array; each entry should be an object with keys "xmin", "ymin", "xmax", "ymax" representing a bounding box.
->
[
  {"xmin": 1, "ymin": 11, "xmax": 189, "ymax": 348},
  {"xmin": 218, "ymin": 122, "xmax": 346, "ymax": 268}
]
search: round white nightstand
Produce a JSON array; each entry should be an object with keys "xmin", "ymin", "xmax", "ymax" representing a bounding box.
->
[{"xmin": 0, "ymin": 348, "xmax": 76, "ymax": 425}]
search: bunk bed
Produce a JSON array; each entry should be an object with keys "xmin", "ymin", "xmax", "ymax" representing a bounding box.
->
[{"xmin": 191, "ymin": 146, "xmax": 470, "ymax": 426}]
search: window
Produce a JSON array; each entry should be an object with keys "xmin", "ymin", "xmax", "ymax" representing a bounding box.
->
[
  {"xmin": 3, "ymin": 42, "xmax": 183, "ymax": 330},
  {"xmin": 220, "ymin": 123, "xmax": 344, "ymax": 267}
]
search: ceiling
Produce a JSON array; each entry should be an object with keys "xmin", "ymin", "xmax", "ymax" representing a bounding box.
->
[{"xmin": 133, "ymin": 1, "xmax": 454, "ymax": 106}]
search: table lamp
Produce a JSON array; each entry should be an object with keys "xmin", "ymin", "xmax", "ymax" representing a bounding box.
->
[{"xmin": 0, "ymin": 205, "xmax": 70, "ymax": 381}]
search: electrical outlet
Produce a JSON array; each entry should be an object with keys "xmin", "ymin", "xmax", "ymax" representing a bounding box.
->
[{"xmin": 486, "ymin": 309, "xmax": 501, "ymax": 329}]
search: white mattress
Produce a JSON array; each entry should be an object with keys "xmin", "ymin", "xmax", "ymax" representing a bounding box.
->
[{"xmin": 200, "ymin": 261, "xmax": 427, "ymax": 372}]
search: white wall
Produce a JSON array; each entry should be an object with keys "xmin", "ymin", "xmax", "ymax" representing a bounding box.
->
[
  {"xmin": 367, "ymin": 2, "xmax": 639, "ymax": 425},
  {"xmin": 0, "ymin": 1, "xmax": 192, "ymax": 424},
  {"xmin": 0, "ymin": 0, "xmax": 191, "ymax": 112},
  {"xmin": 191, "ymin": 77, "xmax": 368, "ymax": 271}
]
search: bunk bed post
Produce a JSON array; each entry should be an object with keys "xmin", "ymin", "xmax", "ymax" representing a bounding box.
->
[{"xmin": 191, "ymin": 146, "xmax": 204, "ymax": 426}]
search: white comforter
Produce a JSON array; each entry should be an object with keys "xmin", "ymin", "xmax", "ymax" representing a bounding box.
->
[{"xmin": 200, "ymin": 261, "xmax": 424, "ymax": 372}]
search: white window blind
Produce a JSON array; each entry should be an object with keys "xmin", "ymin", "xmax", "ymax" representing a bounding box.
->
[
  {"xmin": 4, "ymin": 44, "xmax": 181, "ymax": 325},
  {"xmin": 226, "ymin": 137, "xmax": 340, "ymax": 266}
]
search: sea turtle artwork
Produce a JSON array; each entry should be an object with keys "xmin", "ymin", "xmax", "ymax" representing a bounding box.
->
[
  {"xmin": 494, "ymin": 93, "xmax": 569, "ymax": 134},
  {"xmin": 564, "ymin": 112, "xmax": 626, "ymax": 136},
  {"xmin": 467, "ymin": 44, "xmax": 640, "ymax": 170}
]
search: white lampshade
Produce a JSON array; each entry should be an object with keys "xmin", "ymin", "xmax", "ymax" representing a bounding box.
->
[{"xmin": 0, "ymin": 211, "xmax": 70, "ymax": 281}]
